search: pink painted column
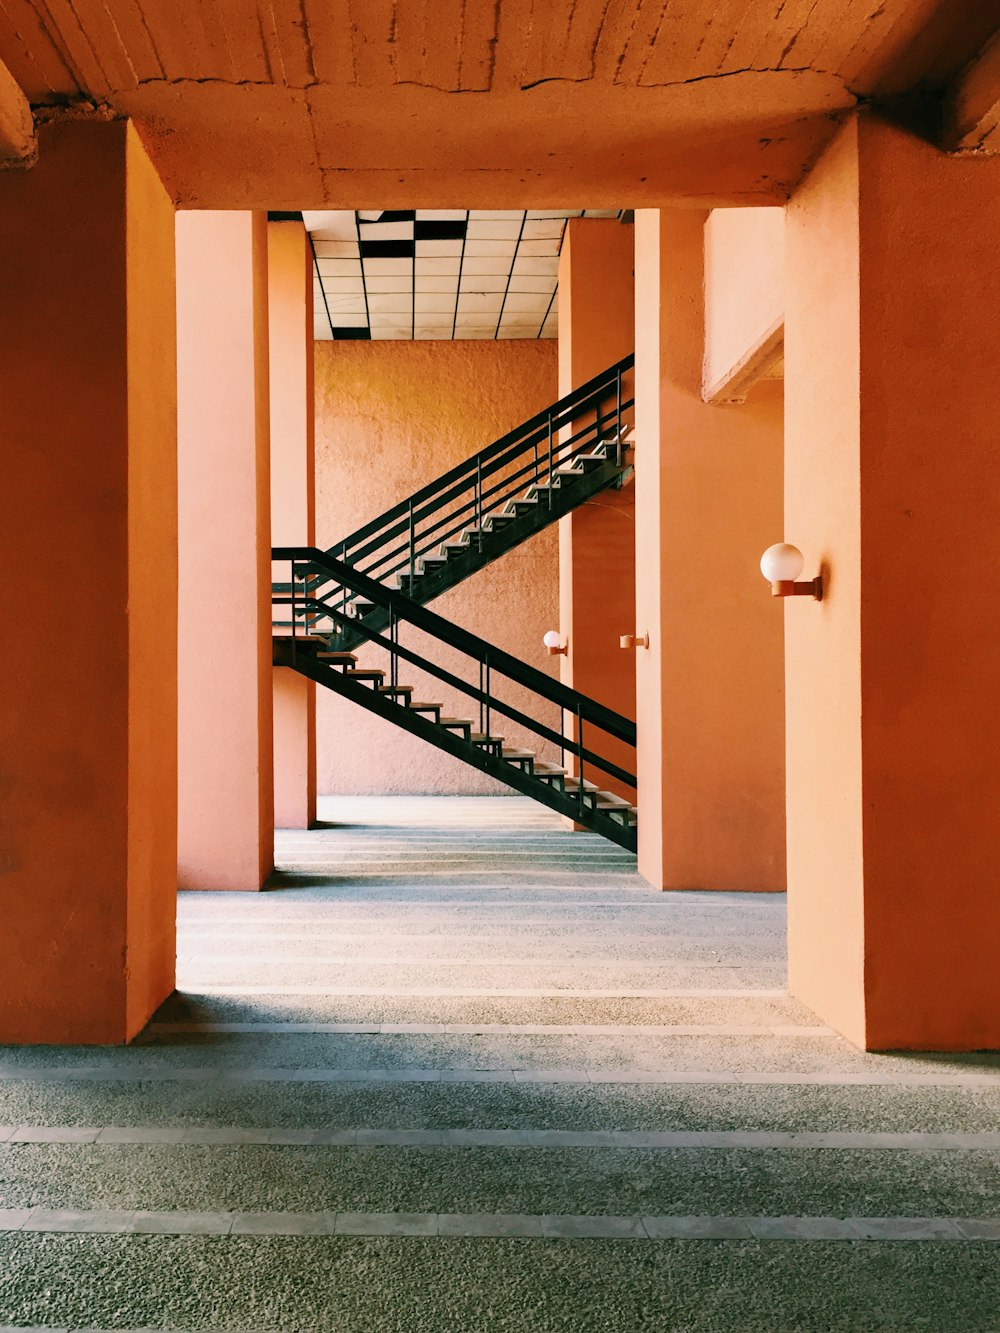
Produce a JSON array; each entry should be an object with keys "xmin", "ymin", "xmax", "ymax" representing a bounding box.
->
[
  {"xmin": 177, "ymin": 212, "xmax": 274, "ymax": 891},
  {"xmin": 0, "ymin": 120, "xmax": 177, "ymax": 1042},
  {"xmin": 633, "ymin": 210, "xmax": 785, "ymax": 892},
  {"xmin": 268, "ymin": 218, "xmax": 317, "ymax": 829},
  {"xmin": 557, "ymin": 219, "xmax": 636, "ymax": 803}
]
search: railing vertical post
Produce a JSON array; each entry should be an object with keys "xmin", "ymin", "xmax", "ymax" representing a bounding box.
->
[
  {"xmin": 484, "ymin": 661, "xmax": 491, "ymax": 746},
  {"xmin": 616, "ymin": 368, "xmax": 623, "ymax": 465},
  {"xmin": 577, "ymin": 705, "xmax": 585, "ymax": 820},
  {"xmin": 475, "ymin": 458, "xmax": 483, "ymax": 550},
  {"xmin": 478, "ymin": 660, "xmax": 485, "ymax": 735},
  {"xmin": 408, "ymin": 499, "xmax": 416, "ymax": 587},
  {"xmin": 546, "ymin": 411, "xmax": 554, "ymax": 508},
  {"xmin": 290, "ymin": 560, "xmax": 298, "ymax": 657}
]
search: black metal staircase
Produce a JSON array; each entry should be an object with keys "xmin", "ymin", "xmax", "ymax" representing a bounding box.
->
[
  {"xmin": 299, "ymin": 354, "xmax": 634, "ymax": 652},
  {"xmin": 273, "ymin": 547, "xmax": 637, "ymax": 852}
]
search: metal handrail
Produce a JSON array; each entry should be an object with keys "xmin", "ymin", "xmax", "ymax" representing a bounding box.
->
[
  {"xmin": 328, "ymin": 353, "xmax": 635, "ymax": 569},
  {"xmin": 273, "ymin": 545, "xmax": 636, "ymax": 749}
]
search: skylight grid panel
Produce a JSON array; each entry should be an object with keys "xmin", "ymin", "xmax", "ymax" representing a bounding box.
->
[
  {"xmin": 324, "ymin": 276, "xmax": 366, "ymax": 294},
  {"xmin": 516, "ymin": 239, "xmax": 562, "ymax": 257},
  {"xmin": 414, "ymin": 257, "xmax": 462, "ymax": 275},
  {"xmin": 316, "ymin": 258, "xmax": 363, "ymax": 277},
  {"xmin": 511, "ymin": 256, "xmax": 559, "ymax": 276},
  {"xmin": 508, "ymin": 275, "xmax": 557, "ymax": 293},
  {"xmin": 314, "ymin": 326, "xmax": 335, "ymax": 340},
  {"xmin": 367, "ymin": 293, "xmax": 413, "ymax": 314},
  {"xmin": 521, "ymin": 220, "xmax": 565, "ymax": 240},
  {"xmin": 459, "ymin": 256, "xmax": 513, "ymax": 275},
  {"xmin": 414, "ymin": 221, "xmax": 467, "ymax": 241},
  {"xmin": 362, "ymin": 258, "xmax": 412, "ymax": 276},
  {"xmin": 581, "ymin": 209, "xmax": 620, "ymax": 217},
  {"xmin": 415, "ymin": 327, "xmax": 453, "ymax": 339},
  {"xmin": 413, "ymin": 312, "xmax": 456, "ymax": 328},
  {"xmin": 453, "ymin": 326, "xmax": 497, "ymax": 339},
  {"xmin": 321, "ymin": 311, "xmax": 368, "ymax": 327},
  {"xmin": 463, "ymin": 240, "xmax": 517, "ymax": 258},
  {"xmin": 358, "ymin": 221, "xmax": 414, "ymax": 241},
  {"xmin": 468, "ymin": 210, "xmax": 524, "ymax": 220},
  {"xmin": 457, "ymin": 292, "xmax": 505, "ymax": 313},
  {"xmin": 415, "ymin": 275, "xmax": 461, "ymax": 292},
  {"xmin": 416, "ymin": 209, "xmax": 468, "ymax": 221},
  {"xmin": 498, "ymin": 325, "xmax": 540, "ymax": 339},
  {"xmin": 466, "ymin": 220, "xmax": 522, "ymax": 241},
  {"xmin": 459, "ymin": 274, "xmax": 507, "ymax": 292},
  {"xmin": 501, "ymin": 292, "xmax": 549, "ymax": 313},
  {"xmin": 415, "ymin": 239, "xmax": 464, "ymax": 257},
  {"xmin": 325, "ymin": 294, "xmax": 369, "ymax": 314},
  {"xmin": 368, "ymin": 314, "xmax": 413, "ymax": 330},
  {"xmin": 369, "ymin": 327, "xmax": 411, "ymax": 340},
  {"xmin": 359, "ymin": 240, "xmax": 416, "ymax": 259},
  {"xmin": 312, "ymin": 240, "xmax": 360, "ymax": 258},
  {"xmin": 527, "ymin": 209, "xmax": 581, "ymax": 219},
  {"xmin": 363, "ymin": 275, "xmax": 412, "ymax": 293},
  {"xmin": 413, "ymin": 293, "xmax": 457, "ymax": 312}
]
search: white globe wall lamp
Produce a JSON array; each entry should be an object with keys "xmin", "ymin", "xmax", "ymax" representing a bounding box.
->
[
  {"xmin": 760, "ymin": 544, "xmax": 823, "ymax": 601},
  {"xmin": 543, "ymin": 629, "xmax": 568, "ymax": 656}
]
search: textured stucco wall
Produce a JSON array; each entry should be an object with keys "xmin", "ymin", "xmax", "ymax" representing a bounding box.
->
[{"xmin": 315, "ymin": 339, "xmax": 560, "ymax": 795}]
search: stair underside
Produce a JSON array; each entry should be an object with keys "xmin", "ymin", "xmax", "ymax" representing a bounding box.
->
[{"xmin": 274, "ymin": 641, "xmax": 637, "ymax": 853}]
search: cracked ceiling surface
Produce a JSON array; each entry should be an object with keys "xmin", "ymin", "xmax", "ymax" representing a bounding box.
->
[{"xmin": 1, "ymin": 1, "xmax": 999, "ymax": 208}]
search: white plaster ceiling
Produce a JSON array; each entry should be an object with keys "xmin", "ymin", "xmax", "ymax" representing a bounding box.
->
[{"xmin": 301, "ymin": 209, "xmax": 623, "ymax": 341}]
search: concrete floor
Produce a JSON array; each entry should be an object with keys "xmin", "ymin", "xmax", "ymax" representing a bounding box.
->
[{"xmin": 0, "ymin": 795, "xmax": 998, "ymax": 1332}]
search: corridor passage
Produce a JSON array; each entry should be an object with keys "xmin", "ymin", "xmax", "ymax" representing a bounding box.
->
[{"xmin": 0, "ymin": 797, "xmax": 998, "ymax": 1330}]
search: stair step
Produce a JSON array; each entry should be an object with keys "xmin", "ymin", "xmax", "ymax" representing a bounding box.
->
[
  {"xmin": 443, "ymin": 539, "xmax": 469, "ymax": 553},
  {"xmin": 469, "ymin": 733, "xmax": 504, "ymax": 747},
  {"xmin": 563, "ymin": 777, "xmax": 600, "ymax": 793},
  {"xmin": 439, "ymin": 717, "xmax": 473, "ymax": 733},
  {"xmin": 377, "ymin": 685, "xmax": 413, "ymax": 697},
  {"xmin": 408, "ymin": 701, "xmax": 442, "ymax": 717},
  {"xmin": 345, "ymin": 669, "xmax": 385, "ymax": 682},
  {"xmin": 482, "ymin": 513, "xmax": 515, "ymax": 530},
  {"xmin": 316, "ymin": 651, "xmax": 358, "ymax": 664},
  {"xmin": 534, "ymin": 763, "xmax": 567, "ymax": 778},
  {"xmin": 350, "ymin": 600, "xmax": 376, "ymax": 618},
  {"xmin": 595, "ymin": 792, "xmax": 632, "ymax": 808},
  {"xmin": 421, "ymin": 553, "xmax": 448, "ymax": 567},
  {"xmin": 501, "ymin": 748, "xmax": 536, "ymax": 766},
  {"xmin": 501, "ymin": 498, "xmax": 538, "ymax": 516}
]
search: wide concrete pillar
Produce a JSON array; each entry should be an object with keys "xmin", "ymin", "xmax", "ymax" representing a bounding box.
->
[
  {"xmin": 557, "ymin": 219, "xmax": 636, "ymax": 801},
  {"xmin": 0, "ymin": 121, "xmax": 177, "ymax": 1042},
  {"xmin": 633, "ymin": 210, "xmax": 785, "ymax": 893},
  {"xmin": 177, "ymin": 212, "xmax": 274, "ymax": 891},
  {"xmin": 785, "ymin": 114, "xmax": 1000, "ymax": 1050},
  {"xmin": 268, "ymin": 218, "xmax": 317, "ymax": 830}
]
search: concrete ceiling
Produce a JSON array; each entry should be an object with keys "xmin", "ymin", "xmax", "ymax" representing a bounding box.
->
[{"xmin": 2, "ymin": 1, "xmax": 1000, "ymax": 207}]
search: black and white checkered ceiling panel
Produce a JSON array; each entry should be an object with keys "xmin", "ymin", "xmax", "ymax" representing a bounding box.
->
[{"xmin": 302, "ymin": 209, "xmax": 622, "ymax": 341}]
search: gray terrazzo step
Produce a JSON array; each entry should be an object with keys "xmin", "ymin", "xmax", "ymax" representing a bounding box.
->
[
  {"xmin": 1, "ymin": 1080, "xmax": 998, "ymax": 1136},
  {"xmin": 150, "ymin": 993, "xmax": 799, "ymax": 1027},
  {"xmin": 1, "ymin": 1141, "xmax": 1000, "ymax": 1218},
  {"xmin": 1, "ymin": 1233, "xmax": 998, "ymax": 1332}
]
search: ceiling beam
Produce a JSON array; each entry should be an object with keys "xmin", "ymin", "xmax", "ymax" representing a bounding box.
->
[
  {"xmin": 0, "ymin": 58, "xmax": 34, "ymax": 164},
  {"xmin": 943, "ymin": 29, "xmax": 1000, "ymax": 153}
]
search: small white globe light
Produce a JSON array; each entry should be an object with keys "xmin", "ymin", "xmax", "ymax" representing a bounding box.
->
[
  {"xmin": 760, "ymin": 543, "xmax": 805, "ymax": 583},
  {"xmin": 543, "ymin": 630, "xmax": 563, "ymax": 649}
]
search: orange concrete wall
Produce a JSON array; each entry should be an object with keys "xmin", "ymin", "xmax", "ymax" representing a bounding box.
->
[
  {"xmin": 0, "ymin": 120, "xmax": 177, "ymax": 1043},
  {"xmin": 124, "ymin": 122, "xmax": 180, "ymax": 1035},
  {"xmin": 786, "ymin": 115, "xmax": 1000, "ymax": 1050},
  {"xmin": 703, "ymin": 207, "xmax": 784, "ymax": 400},
  {"xmin": 177, "ymin": 211, "xmax": 274, "ymax": 889},
  {"xmin": 784, "ymin": 122, "xmax": 865, "ymax": 1040},
  {"xmin": 634, "ymin": 209, "xmax": 785, "ymax": 893},
  {"xmin": 268, "ymin": 219, "xmax": 317, "ymax": 828},
  {"xmin": 557, "ymin": 219, "xmax": 637, "ymax": 802},
  {"xmin": 315, "ymin": 339, "xmax": 560, "ymax": 794}
]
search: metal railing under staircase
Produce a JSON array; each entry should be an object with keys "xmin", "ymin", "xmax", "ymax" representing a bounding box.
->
[{"xmin": 273, "ymin": 546, "xmax": 637, "ymax": 852}]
